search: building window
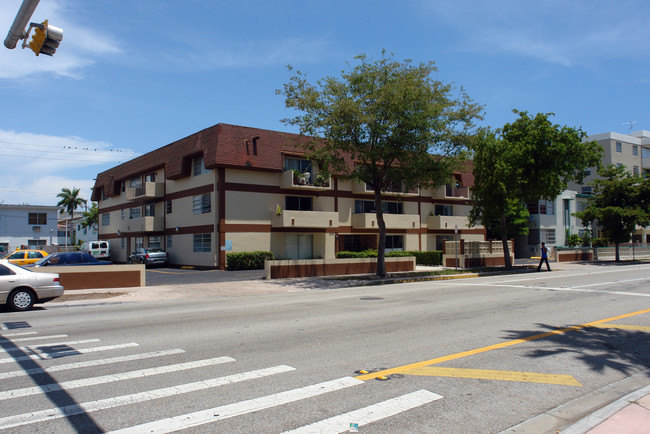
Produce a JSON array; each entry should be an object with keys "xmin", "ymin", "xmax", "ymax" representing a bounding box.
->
[
  {"xmin": 129, "ymin": 177, "xmax": 142, "ymax": 189},
  {"xmin": 145, "ymin": 172, "xmax": 155, "ymax": 182},
  {"xmin": 633, "ymin": 145, "xmax": 638, "ymax": 156},
  {"xmin": 166, "ymin": 200, "xmax": 172, "ymax": 214},
  {"xmin": 193, "ymin": 234, "xmax": 211, "ymax": 252},
  {"xmin": 434, "ymin": 204, "xmax": 453, "ymax": 216},
  {"xmin": 541, "ymin": 229, "xmax": 556, "ymax": 245},
  {"xmin": 144, "ymin": 204, "xmax": 155, "ymax": 217},
  {"xmin": 284, "ymin": 157, "xmax": 312, "ymax": 174},
  {"xmin": 538, "ymin": 200, "xmax": 554, "ymax": 215},
  {"xmin": 193, "ymin": 194, "xmax": 211, "ymax": 214},
  {"xmin": 633, "ymin": 166, "xmax": 640, "ymax": 176},
  {"xmin": 28, "ymin": 239, "xmax": 47, "ymax": 248},
  {"xmin": 148, "ymin": 236, "xmax": 161, "ymax": 249},
  {"xmin": 285, "ymin": 233, "xmax": 312, "ymax": 259},
  {"xmin": 130, "ymin": 207, "xmax": 141, "ymax": 219},
  {"xmin": 121, "ymin": 209, "xmax": 126, "ymax": 220},
  {"xmin": 101, "ymin": 213, "xmax": 110, "ymax": 226},
  {"xmin": 385, "ymin": 235, "xmax": 403, "ymax": 252},
  {"xmin": 28, "ymin": 213, "xmax": 47, "ymax": 225},
  {"xmin": 121, "ymin": 238, "xmax": 125, "ymax": 249},
  {"xmin": 166, "ymin": 235, "xmax": 173, "ymax": 249},
  {"xmin": 584, "ymin": 168, "xmax": 591, "ymax": 176},
  {"xmin": 285, "ymin": 196, "xmax": 312, "ymax": 211},
  {"xmin": 101, "ymin": 189, "xmax": 108, "ymax": 200},
  {"xmin": 616, "ymin": 142, "xmax": 622, "ymax": 153},
  {"xmin": 581, "ymin": 186, "xmax": 592, "ymax": 195},
  {"xmin": 354, "ymin": 200, "xmax": 403, "ymax": 214},
  {"xmin": 193, "ymin": 156, "xmax": 206, "ymax": 176}
]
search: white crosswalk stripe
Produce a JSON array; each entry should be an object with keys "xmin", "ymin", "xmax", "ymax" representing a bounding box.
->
[
  {"xmin": 282, "ymin": 390, "xmax": 443, "ymax": 433},
  {"xmin": 109, "ymin": 377, "xmax": 365, "ymax": 434},
  {"xmin": 0, "ymin": 356, "xmax": 236, "ymax": 400},
  {"xmin": 0, "ymin": 342, "xmax": 139, "ymax": 364},
  {"xmin": 0, "ymin": 338, "xmax": 101, "ymax": 354},
  {"xmin": 0, "ymin": 364, "xmax": 295, "ymax": 430},
  {"xmin": 0, "ymin": 334, "xmax": 68, "ymax": 342},
  {"xmin": 0, "ymin": 348, "xmax": 185, "ymax": 379}
]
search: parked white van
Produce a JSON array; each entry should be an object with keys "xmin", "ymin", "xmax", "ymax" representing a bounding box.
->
[{"xmin": 81, "ymin": 241, "xmax": 110, "ymax": 259}]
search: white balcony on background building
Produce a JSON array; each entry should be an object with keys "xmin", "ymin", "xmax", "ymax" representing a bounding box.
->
[
  {"xmin": 126, "ymin": 182, "xmax": 164, "ymax": 201},
  {"xmin": 280, "ymin": 170, "xmax": 332, "ymax": 191},
  {"xmin": 271, "ymin": 210, "xmax": 339, "ymax": 228},
  {"xmin": 121, "ymin": 216, "xmax": 164, "ymax": 233},
  {"xmin": 352, "ymin": 182, "xmax": 419, "ymax": 196},
  {"xmin": 351, "ymin": 213, "xmax": 419, "ymax": 230},
  {"xmin": 442, "ymin": 185, "xmax": 470, "ymax": 199},
  {"xmin": 427, "ymin": 215, "xmax": 479, "ymax": 230}
]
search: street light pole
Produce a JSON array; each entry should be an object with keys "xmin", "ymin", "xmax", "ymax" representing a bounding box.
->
[{"xmin": 4, "ymin": 0, "xmax": 41, "ymax": 49}]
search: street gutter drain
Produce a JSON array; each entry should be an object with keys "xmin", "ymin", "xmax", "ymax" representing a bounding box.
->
[{"xmin": 360, "ymin": 297, "xmax": 384, "ymax": 301}]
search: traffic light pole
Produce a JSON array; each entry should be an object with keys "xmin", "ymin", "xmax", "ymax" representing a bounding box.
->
[{"xmin": 4, "ymin": 0, "xmax": 41, "ymax": 49}]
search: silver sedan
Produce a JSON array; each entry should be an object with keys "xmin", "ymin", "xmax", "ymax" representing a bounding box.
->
[{"xmin": 0, "ymin": 259, "xmax": 64, "ymax": 311}]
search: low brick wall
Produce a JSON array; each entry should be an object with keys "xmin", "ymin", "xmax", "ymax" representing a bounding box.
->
[
  {"xmin": 556, "ymin": 249, "xmax": 594, "ymax": 262},
  {"xmin": 265, "ymin": 257, "xmax": 416, "ymax": 279},
  {"xmin": 31, "ymin": 265, "xmax": 145, "ymax": 289}
]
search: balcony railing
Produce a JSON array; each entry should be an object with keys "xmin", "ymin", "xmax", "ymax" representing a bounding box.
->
[
  {"xmin": 352, "ymin": 182, "xmax": 419, "ymax": 196},
  {"xmin": 445, "ymin": 185, "xmax": 469, "ymax": 198},
  {"xmin": 271, "ymin": 210, "xmax": 339, "ymax": 228},
  {"xmin": 351, "ymin": 213, "xmax": 419, "ymax": 229},
  {"xmin": 126, "ymin": 182, "xmax": 164, "ymax": 200},
  {"xmin": 427, "ymin": 215, "xmax": 480, "ymax": 230},
  {"xmin": 280, "ymin": 170, "xmax": 332, "ymax": 191},
  {"xmin": 120, "ymin": 216, "xmax": 164, "ymax": 233}
]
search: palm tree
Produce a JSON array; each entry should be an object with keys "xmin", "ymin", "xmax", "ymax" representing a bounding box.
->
[{"xmin": 56, "ymin": 187, "xmax": 87, "ymax": 248}]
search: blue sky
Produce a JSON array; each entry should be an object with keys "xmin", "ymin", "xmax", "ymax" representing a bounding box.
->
[{"xmin": 1, "ymin": 0, "xmax": 649, "ymax": 206}]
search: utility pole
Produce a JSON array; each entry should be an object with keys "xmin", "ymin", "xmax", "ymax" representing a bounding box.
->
[{"xmin": 4, "ymin": 0, "xmax": 41, "ymax": 49}]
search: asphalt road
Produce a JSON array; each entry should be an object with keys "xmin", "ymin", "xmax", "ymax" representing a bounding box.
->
[{"xmin": 0, "ymin": 263, "xmax": 648, "ymax": 433}]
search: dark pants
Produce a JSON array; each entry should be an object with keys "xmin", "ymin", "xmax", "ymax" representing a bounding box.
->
[{"xmin": 537, "ymin": 257, "xmax": 550, "ymax": 271}]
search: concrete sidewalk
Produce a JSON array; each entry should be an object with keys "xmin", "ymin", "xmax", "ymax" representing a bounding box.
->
[{"xmin": 50, "ymin": 261, "xmax": 650, "ymax": 434}]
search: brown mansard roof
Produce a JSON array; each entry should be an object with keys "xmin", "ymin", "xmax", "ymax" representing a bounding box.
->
[{"xmin": 91, "ymin": 123, "xmax": 474, "ymax": 201}]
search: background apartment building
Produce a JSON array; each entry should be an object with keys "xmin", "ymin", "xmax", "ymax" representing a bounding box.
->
[
  {"xmin": 92, "ymin": 123, "xmax": 485, "ymax": 268},
  {"xmin": 0, "ymin": 204, "xmax": 60, "ymax": 255},
  {"xmin": 518, "ymin": 130, "xmax": 650, "ymax": 257}
]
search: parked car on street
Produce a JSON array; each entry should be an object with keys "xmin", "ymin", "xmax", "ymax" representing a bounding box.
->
[
  {"xmin": 80, "ymin": 240, "xmax": 110, "ymax": 259},
  {"xmin": 30, "ymin": 252, "xmax": 112, "ymax": 267},
  {"xmin": 129, "ymin": 248, "xmax": 169, "ymax": 266},
  {"xmin": 0, "ymin": 259, "xmax": 64, "ymax": 311},
  {"xmin": 2, "ymin": 249, "xmax": 49, "ymax": 266}
]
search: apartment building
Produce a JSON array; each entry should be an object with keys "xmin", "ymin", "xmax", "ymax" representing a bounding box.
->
[
  {"xmin": 519, "ymin": 129, "xmax": 650, "ymax": 256},
  {"xmin": 0, "ymin": 204, "xmax": 60, "ymax": 254},
  {"xmin": 91, "ymin": 123, "xmax": 485, "ymax": 268}
]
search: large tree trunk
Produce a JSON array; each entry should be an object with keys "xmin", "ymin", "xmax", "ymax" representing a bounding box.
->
[
  {"xmin": 500, "ymin": 213, "xmax": 512, "ymax": 269},
  {"xmin": 375, "ymin": 190, "xmax": 387, "ymax": 277}
]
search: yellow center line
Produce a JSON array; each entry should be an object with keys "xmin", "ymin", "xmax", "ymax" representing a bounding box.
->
[
  {"xmin": 405, "ymin": 367, "xmax": 582, "ymax": 386},
  {"xmin": 591, "ymin": 323, "xmax": 650, "ymax": 332},
  {"xmin": 355, "ymin": 308, "xmax": 650, "ymax": 381}
]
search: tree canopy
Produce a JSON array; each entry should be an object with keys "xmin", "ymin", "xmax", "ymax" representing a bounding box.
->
[
  {"xmin": 469, "ymin": 111, "xmax": 603, "ymax": 268},
  {"xmin": 278, "ymin": 52, "xmax": 483, "ymax": 276},
  {"xmin": 576, "ymin": 165, "xmax": 650, "ymax": 261}
]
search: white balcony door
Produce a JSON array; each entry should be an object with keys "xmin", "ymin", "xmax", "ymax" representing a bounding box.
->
[{"xmin": 285, "ymin": 234, "xmax": 313, "ymax": 259}]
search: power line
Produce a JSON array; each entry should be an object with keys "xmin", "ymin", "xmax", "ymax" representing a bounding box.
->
[
  {"xmin": 0, "ymin": 152, "xmax": 128, "ymax": 164},
  {"xmin": 0, "ymin": 139, "xmax": 136, "ymax": 155}
]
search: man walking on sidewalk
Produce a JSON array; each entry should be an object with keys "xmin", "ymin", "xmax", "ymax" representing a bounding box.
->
[{"xmin": 537, "ymin": 242, "xmax": 551, "ymax": 272}]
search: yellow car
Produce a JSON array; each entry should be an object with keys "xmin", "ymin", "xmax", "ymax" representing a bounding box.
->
[{"xmin": 2, "ymin": 250, "xmax": 49, "ymax": 266}]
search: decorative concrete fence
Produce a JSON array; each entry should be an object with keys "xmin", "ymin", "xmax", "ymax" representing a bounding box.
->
[
  {"xmin": 442, "ymin": 240, "xmax": 514, "ymax": 268},
  {"xmin": 32, "ymin": 264, "xmax": 145, "ymax": 289},
  {"xmin": 594, "ymin": 245, "xmax": 650, "ymax": 261},
  {"xmin": 264, "ymin": 257, "xmax": 416, "ymax": 279}
]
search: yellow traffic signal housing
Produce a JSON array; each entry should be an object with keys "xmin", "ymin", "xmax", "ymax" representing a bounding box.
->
[
  {"xmin": 25, "ymin": 20, "xmax": 62, "ymax": 56},
  {"xmin": 28, "ymin": 24, "xmax": 46, "ymax": 54}
]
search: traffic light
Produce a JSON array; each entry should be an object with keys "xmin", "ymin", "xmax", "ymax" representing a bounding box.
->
[{"xmin": 25, "ymin": 20, "xmax": 62, "ymax": 56}]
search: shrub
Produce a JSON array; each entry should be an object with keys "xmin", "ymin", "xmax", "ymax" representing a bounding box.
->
[
  {"xmin": 336, "ymin": 249, "xmax": 378, "ymax": 258},
  {"xmin": 226, "ymin": 251, "xmax": 274, "ymax": 270},
  {"xmin": 567, "ymin": 234, "xmax": 582, "ymax": 247},
  {"xmin": 592, "ymin": 238, "xmax": 608, "ymax": 248}
]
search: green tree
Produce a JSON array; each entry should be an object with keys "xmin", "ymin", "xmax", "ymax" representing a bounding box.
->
[
  {"xmin": 575, "ymin": 165, "xmax": 650, "ymax": 261},
  {"xmin": 81, "ymin": 202, "xmax": 99, "ymax": 231},
  {"xmin": 469, "ymin": 111, "xmax": 603, "ymax": 268},
  {"xmin": 56, "ymin": 187, "xmax": 87, "ymax": 248},
  {"xmin": 278, "ymin": 52, "xmax": 483, "ymax": 276}
]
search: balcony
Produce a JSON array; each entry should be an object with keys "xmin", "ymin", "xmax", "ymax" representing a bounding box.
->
[
  {"xmin": 126, "ymin": 182, "xmax": 164, "ymax": 200},
  {"xmin": 427, "ymin": 215, "xmax": 480, "ymax": 230},
  {"xmin": 444, "ymin": 185, "xmax": 470, "ymax": 199},
  {"xmin": 122, "ymin": 216, "xmax": 164, "ymax": 233},
  {"xmin": 352, "ymin": 182, "xmax": 419, "ymax": 196},
  {"xmin": 351, "ymin": 213, "xmax": 419, "ymax": 229},
  {"xmin": 271, "ymin": 210, "xmax": 339, "ymax": 228},
  {"xmin": 280, "ymin": 170, "xmax": 332, "ymax": 191}
]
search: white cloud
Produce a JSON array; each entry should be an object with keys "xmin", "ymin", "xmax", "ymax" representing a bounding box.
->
[
  {"xmin": 0, "ymin": 0, "xmax": 122, "ymax": 80},
  {"xmin": 421, "ymin": 0, "xmax": 650, "ymax": 66},
  {"xmin": 0, "ymin": 129, "xmax": 140, "ymax": 206}
]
